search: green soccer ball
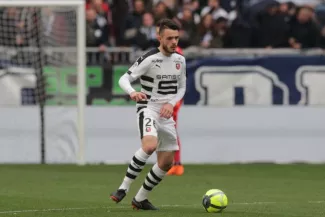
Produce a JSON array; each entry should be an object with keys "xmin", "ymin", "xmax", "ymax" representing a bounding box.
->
[{"xmin": 202, "ymin": 189, "xmax": 228, "ymax": 213}]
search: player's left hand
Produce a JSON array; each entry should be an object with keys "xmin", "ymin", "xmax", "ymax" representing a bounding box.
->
[{"xmin": 160, "ymin": 103, "xmax": 173, "ymax": 119}]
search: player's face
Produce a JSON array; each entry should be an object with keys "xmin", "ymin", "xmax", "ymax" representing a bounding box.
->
[{"xmin": 160, "ymin": 29, "xmax": 179, "ymax": 54}]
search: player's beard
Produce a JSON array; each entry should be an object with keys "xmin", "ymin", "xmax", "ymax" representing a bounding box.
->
[{"xmin": 162, "ymin": 44, "xmax": 174, "ymax": 54}]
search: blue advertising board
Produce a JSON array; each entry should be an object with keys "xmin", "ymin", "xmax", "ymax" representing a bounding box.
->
[{"xmin": 184, "ymin": 55, "xmax": 325, "ymax": 106}]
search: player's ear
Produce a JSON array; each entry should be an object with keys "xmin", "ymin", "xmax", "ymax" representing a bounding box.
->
[
  {"xmin": 156, "ymin": 27, "xmax": 161, "ymax": 41},
  {"xmin": 157, "ymin": 34, "xmax": 161, "ymax": 41}
]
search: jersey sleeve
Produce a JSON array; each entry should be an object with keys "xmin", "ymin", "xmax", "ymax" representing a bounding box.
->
[
  {"xmin": 127, "ymin": 56, "xmax": 152, "ymax": 80},
  {"xmin": 118, "ymin": 55, "xmax": 152, "ymax": 95},
  {"xmin": 168, "ymin": 58, "xmax": 187, "ymax": 107},
  {"xmin": 118, "ymin": 73, "xmax": 136, "ymax": 95}
]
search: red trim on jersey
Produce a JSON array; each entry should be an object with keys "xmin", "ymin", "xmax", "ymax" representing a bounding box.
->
[
  {"xmin": 173, "ymin": 98, "xmax": 183, "ymax": 163},
  {"xmin": 173, "ymin": 99, "xmax": 183, "ymax": 121},
  {"xmin": 175, "ymin": 46, "xmax": 183, "ymax": 55},
  {"xmin": 173, "ymin": 46, "xmax": 183, "ymax": 164}
]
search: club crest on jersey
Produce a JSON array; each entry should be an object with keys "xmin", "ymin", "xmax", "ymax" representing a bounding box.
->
[
  {"xmin": 146, "ymin": 127, "xmax": 151, "ymax": 132},
  {"xmin": 176, "ymin": 63, "xmax": 181, "ymax": 70}
]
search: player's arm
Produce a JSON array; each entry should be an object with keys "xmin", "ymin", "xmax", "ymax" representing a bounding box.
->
[
  {"xmin": 168, "ymin": 60, "xmax": 186, "ymax": 107},
  {"xmin": 118, "ymin": 56, "xmax": 151, "ymax": 101}
]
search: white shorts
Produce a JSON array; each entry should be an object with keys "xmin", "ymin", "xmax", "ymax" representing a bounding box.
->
[{"xmin": 136, "ymin": 107, "xmax": 178, "ymax": 152}]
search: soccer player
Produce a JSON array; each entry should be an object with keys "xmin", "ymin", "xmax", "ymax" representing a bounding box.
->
[
  {"xmin": 167, "ymin": 97, "xmax": 184, "ymax": 175},
  {"xmin": 168, "ymin": 46, "xmax": 184, "ymax": 176},
  {"xmin": 110, "ymin": 19, "xmax": 186, "ymax": 210},
  {"xmin": 155, "ymin": 20, "xmax": 184, "ymax": 176}
]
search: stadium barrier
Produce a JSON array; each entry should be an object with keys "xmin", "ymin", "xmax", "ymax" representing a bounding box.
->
[
  {"xmin": 1, "ymin": 106, "xmax": 324, "ymax": 164},
  {"xmin": 1, "ymin": 47, "xmax": 324, "ymax": 106},
  {"xmin": 0, "ymin": 48, "xmax": 325, "ymax": 164}
]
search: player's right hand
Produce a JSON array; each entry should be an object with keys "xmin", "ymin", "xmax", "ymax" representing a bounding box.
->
[{"xmin": 130, "ymin": 92, "xmax": 147, "ymax": 102}]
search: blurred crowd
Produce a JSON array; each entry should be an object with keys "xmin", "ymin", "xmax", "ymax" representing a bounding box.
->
[
  {"xmin": 86, "ymin": 0, "xmax": 325, "ymax": 50},
  {"xmin": 1, "ymin": 0, "xmax": 325, "ymax": 51}
]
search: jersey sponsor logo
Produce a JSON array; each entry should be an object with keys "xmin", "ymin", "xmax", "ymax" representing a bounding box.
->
[
  {"xmin": 156, "ymin": 75, "xmax": 181, "ymax": 80},
  {"xmin": 152, "ymin": 59, "xmax": 163, "ymax": 63},
  {"xmin": 157, "ymin": 80, "xmax": 178, "ymax": 95}
]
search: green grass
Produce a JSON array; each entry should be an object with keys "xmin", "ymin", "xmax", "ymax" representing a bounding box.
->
[{"xmin": 0, "ymin": 164, "xmax": 325, "ymax": 217}]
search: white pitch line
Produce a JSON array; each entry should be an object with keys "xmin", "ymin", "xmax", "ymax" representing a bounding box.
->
[
  {"xmin": 233, "ymin": 202, "xmax": 277, "ymax": 205},
  {"xmin": 0, "ymin": 207, "xmax": 98, "ymax": 214},
  {"xmin": 0, "ymin": 203, "xmax": 256, "ymax": 214},
  {"xmin": 308, "ymin": 201, "xmax": 325, "ymax": 204},
  {"xmin": 0, "ymin": 201, "xmax": 324, "ymax": 214}
]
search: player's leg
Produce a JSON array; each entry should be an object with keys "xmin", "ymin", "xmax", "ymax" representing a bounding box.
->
[
  {"xmin": 132, "ymin": 118, "xmax": 177, "ymax": 210},
  {"xmin": 132, "ymin": 151, "xmax": 174, "ymax": 210},
  {"xmin": 110, "ymin": 109, "xmax": 158, "ymax": 203},
  {"xmin": 167, "ymin": 99, "xmax": 184, "ymax": 176},
  {"xmin": 173, "ymin": 101, "xmax": 182, "ymax": 165}
]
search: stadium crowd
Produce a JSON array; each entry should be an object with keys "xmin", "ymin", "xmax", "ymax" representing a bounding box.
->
[{"xmin": 86, "ymin": 0, "xmax": 325, "ymax": 50}]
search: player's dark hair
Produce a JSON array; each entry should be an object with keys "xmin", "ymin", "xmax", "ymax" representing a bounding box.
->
[{"xmin": 156, "ymin": 18, "xmax": 180, "ymax": 34}]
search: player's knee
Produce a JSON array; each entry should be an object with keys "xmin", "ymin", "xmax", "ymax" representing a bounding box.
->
[
  {"xmin": 157, "ymin": 160, "xmax": 173, "ymax": 171},
  {"xmin": 157, "ymin": 153, "xmax": 174, "ymax": 171},
  {"xmin": 142, "ymin": 144, "xmax": 157, "ymax": 155},
  {"xmin": 141, "ymin": 136, "xmax": 157, "ymax": 155}
]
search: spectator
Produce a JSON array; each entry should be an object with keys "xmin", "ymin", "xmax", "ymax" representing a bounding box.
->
[
  {"xmin": 253, "ymin": 2, "xmax": 290, "ymax": 48},
  {"xmin": 179, "ymin": 0, "xmax": 201, "ymax": 14},
  {"xmin": 200, "ymin": 0, "xmax": 228, "ymax": 21},
  {"xmin": 114, "ymin": 0, "xmax": 325, "ymax": 49},
  {"xmin": 279, "ymin": 1, "xmax": 297, "ymax": 22},
  {"xmin": 177, "ymin": 7, "xmax": 197, "ymax": 48},
  {"xmin": 219, "ymin": 0, "xmax": 237, "ymax": 12},
  {"xmin": 0, "ymin": 8, "xmax": 25, "ymax": 47},
  {"xmin": 6, "ymin": 0, "xmax": 325, "ymax": 51},
  {"xmin": 87, "ymin": 0, "xmax": 110, "ymax": 17},
  {"xmin": 194, "ymin": 14, "xmax": 214, "ymax": 48},
  {"xmin": 277, "ymin": 0, "xmax": 321, "ymax": 7},
  {"xmin": 191, "ymin": 0, "xmax": 201, "ymax": 14},
  {"xmin": 153, "ymin": 1, "xmax": 174, "ymax": 23},
  {"xmin": 161, "ymin": 0, "xmax": 178, "ymax": 11},
  {"xmin": 288, "ymin": 6, "xmax": 321, "ymax": 48},
  {"xmin": 223, "ymin": 16, "xmax": 254, "ymax": 48},
  {"xmin": 111, "ymin": 0, "xmax": 130, "ymax": 46},
  {"xmin": 125, "ymin": 0, "xmax": 146, "ymax": 30},
  {"xmin": 86, "ymin": 8, "xmax": 109, "ymax": 50},
  {"xmin": 177, "ymin": 1, "xmax": 201, "ymax": 25},
  {"xmin": 209, "ymin": 16, "xmax": 228, "ymax": 48},
  {"xmin": 315, "ymin": 2, "xmax": 325, "ymax": 27},
  {"xmin": 133, "ymin": 12, "xmax": 157, "ymax": 50},
  {"xmin": 141, "ymin": 0, "xmax": 155, "ymax": 12}
]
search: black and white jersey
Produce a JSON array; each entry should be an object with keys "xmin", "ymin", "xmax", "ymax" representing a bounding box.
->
[{"xmin": 119, "ymin": 48, "xmax": 186, "ymax": 112}]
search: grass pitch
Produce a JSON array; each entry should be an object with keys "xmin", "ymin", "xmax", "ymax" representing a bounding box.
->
[{"xmin": 0, "ymin": 164, "xmax": 325, "ymax": 217}]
